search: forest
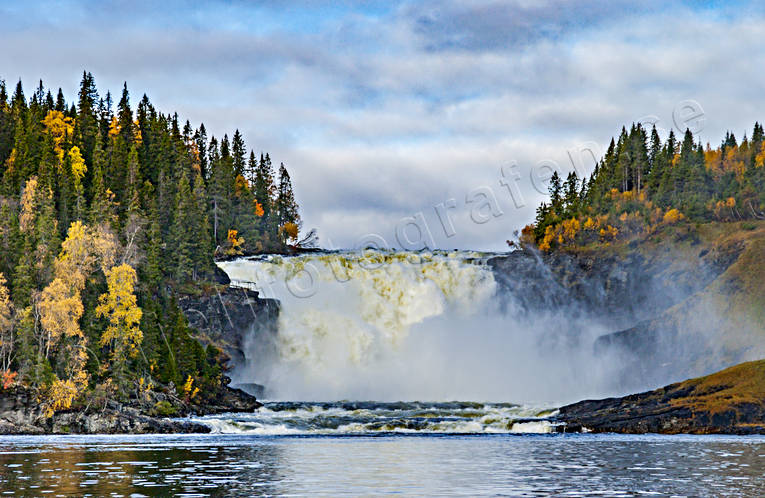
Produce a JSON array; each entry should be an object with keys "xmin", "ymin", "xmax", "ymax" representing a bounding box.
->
[
  {"xmin": 525, "ymin": 122, "xmax": 765, "ymax": 251},
  {"xmin": 0, "ymin": 73, "xmax": 301, "ymax": 414}
]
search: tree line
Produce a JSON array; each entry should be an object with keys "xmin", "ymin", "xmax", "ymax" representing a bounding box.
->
[
  {"xmin": 0, "ymin": 73, "xmax": 301, "ymax": 413},
  {"xmin": 525, "ymin": 122, "xmax": 765, "ymax": 251}
]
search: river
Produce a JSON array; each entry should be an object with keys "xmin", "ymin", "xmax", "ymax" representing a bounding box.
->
[{"xmin": 2, "ymin": 432, "xmax": 764, "ymax": 496}]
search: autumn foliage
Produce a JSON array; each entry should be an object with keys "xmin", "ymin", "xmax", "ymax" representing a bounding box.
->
[
  {"xmin": 525, "ymin": 122, "xmax": 765, "ymax": 252},
  {"xmin": 0, "ymin": 75, "xmax": 304, "ymax": 416}
]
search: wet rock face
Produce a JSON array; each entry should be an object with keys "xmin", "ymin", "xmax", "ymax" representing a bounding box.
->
[
  {"xmin": 487, "ymin": 247, "xmax": 720, "ymax": 328},
  {"xmin": 178, "ymin": 286, "xmax": 279, "ymax": 367},
  {"xmin": 488, "ymin": 239, "xmax": 751, "ymax": 394}
]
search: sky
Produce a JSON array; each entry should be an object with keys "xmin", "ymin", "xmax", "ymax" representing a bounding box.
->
[{"xmin": 2, "ymin": 0, "xmax": 764, "ymax": 251}]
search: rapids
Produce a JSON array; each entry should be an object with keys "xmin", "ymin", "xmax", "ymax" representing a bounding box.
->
[{"xmin": 191, "ymin": 401, "xmax": 558, "ymax": 435}]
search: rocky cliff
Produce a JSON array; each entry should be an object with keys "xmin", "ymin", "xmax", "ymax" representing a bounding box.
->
[
  {"xmin": 489, "ymin": 220, "xmax": 765, "ymax": 393},
  {"xmin": 177, "ymin": 283, "xmax": 279, "ymax": 369}
]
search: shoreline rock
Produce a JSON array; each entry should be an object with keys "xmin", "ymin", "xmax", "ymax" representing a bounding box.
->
[
  {"xmin": 0, "ymin": 382, "xmax": 262, "ymax": 435},
  {"xmin": 554, "ymin": 360, "xmax": 765, "ymax": 434}
]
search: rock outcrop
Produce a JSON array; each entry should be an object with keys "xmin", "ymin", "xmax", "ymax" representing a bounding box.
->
[
  {"xmin": 555, "ymin": 360, "xmax": 765, "ymax": 434},
  {"xmin": 0, "ymin": 388, "xmax": 211, "ymax": 435},
  {"xmin": 177, "ymin": 284, "xmax": 279, "ymax": 368}
]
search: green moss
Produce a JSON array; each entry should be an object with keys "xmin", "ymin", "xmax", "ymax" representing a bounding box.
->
[{"xmin": 152, "ymin": 400, "xmax": 178, "ymax": 417}]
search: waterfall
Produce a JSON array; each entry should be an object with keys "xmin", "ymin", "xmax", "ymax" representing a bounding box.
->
[{"xmin": 218, "ymin": 250, "xmax": 617, "ymax": 403}]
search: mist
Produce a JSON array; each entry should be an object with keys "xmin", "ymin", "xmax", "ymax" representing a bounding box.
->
[{"xmin": 219, "ymin": 251, "xmax": 634, "ymax": 405}]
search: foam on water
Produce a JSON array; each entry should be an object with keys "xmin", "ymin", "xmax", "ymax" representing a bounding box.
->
[{"xmin": 189, "ymin": 401, "xmax": 559, "ymax": 435}]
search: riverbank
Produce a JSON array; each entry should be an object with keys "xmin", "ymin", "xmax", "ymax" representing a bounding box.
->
[
  {"xmin": 555, "ymin": 360, "xmax": 765, "ymax": 434},
  {"xmin": 0, "ymin": 279, "xmax": 274, "ymax": 435},
  {"xmin": 0, "ymin": 381, "xmax": 262, "ymax": 435}
]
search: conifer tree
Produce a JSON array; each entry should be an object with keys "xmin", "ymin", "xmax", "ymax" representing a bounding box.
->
[
  {"xmin": 76, "ymin": 72, "xmax": 98, "ymax": 167},
  {"xmin": 275, "ymin": 163, "xmax": 300, "ymax": 230},
  {"xmin": 171, "ymin": 174, "xmax": 194, "ymax": 282},
  {"xmin": 231, "ymin": 130, "xmax": 246, "ymax": 178}
]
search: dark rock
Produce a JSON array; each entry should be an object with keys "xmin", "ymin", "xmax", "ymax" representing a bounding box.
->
[
  {"xmin": 178, "ymin": 285, "xmax": 279, "ymax": 368},
  {"xmin": 0, "ymin": 387, "xmax": 211, "ymax": 435},
  {"xmin": 189, "ymin": 380, "xmax": 262, "ymax": 415},
  {"xmin": 214, "ymin": 265, "xmax": 231, "ymax": 285},
  {"xmin": 488, "ymin": 234, "xmax": 749, "ymax": 392},
  {"xmin": 554, "ymin": 360, "xmax": 765, "ymax": 434},
  {"xmin": 231, "ymin": 382, "xmax": 266, "ymax": 398}
]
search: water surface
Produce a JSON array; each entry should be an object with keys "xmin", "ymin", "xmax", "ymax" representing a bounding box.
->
[{"xmin": 1, "ymin": 432, "xmax": 764, "ymax": 496}]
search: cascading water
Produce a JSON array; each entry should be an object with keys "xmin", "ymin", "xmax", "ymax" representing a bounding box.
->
[{"xmin": 218, "ymin": 250, "xmax": 617, "ymax": 405}]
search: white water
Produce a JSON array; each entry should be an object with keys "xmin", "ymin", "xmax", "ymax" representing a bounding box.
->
[
  {"xmin": 218, "ymin": 250, "xmax": 615, "ymax": 403},
  {"xmin": 190, "ymin": 401, "xmax": 559, "ymax": 435}
]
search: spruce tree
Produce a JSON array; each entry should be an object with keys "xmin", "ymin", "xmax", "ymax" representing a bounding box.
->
[
  {"xmin": 172, "ymin": 174, "xmax": 194, "ymax": 282},
  {"xmin": 275, "ymin": 163, "xmax": 300, "ymax": 228},
  {"xmin": 76, "ymin": 72, "xmax": 98, "ymax": 167},
  {"xmin": 231, "ymin": 130, "xmax": 246, "ymax": 178}
]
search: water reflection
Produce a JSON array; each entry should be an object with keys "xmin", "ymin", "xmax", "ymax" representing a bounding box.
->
[
  {"xmin": 0, "ymin": 434, "xmax": 764, "ymax": 496},
  {"xmin": 0, "ymin": 436, "xmax": 286, "ymax": 495}
]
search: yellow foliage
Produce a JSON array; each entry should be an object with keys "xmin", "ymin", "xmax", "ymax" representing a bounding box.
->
[
  {"xmin": 281, "ymin": 222, "xmax": 299, "ymax": 242},
  {"xmin": 705, "ymin": 147, "xmax": 723, "ymax": 174},
  {"xmin": 182, "ymin": 375, "xmax": 199, "ymax": 400},
  {"xmin": 138, "ymin": 376, "xmax": 155, "ymax": 402},
  {"xmin": 133, "ymin": 119, "xmax": 142, "ymax": 144},
  {"xmin": 42, "ymin": 110, "xmax": 74, "ymax": 161},
  {"xmin": 583, "ymin": 217, "xmax": 596, "ymax": 230},
  {"xmin": 254, "ymin": 199, "xmax": 265, "ymax": 217},
  {"xmin": 0, "ymin": 273, "xmax": 11, "ymax": 336},
  {"xmin": 712, "ymin": 197, "xmax": 737, "ymax": 221},
  {"xmin": 108, "ymin": 116, "xmax": 120, "ymax": 138},
  {"xmin": 55, "ymin": 221, "xmax": 118, "ymax": 290},
  {"xmin": 756, "ymin": 142, "xmax": 765, "ymax": 168},
  {"xmin": 539, "ymin": 225, "xmax": 555, "ymax": 252},
  {"xmin": 19, "ymin": 177, "xmax": 38, "ymax": 234},
  {"xmin": 663, "ymin": 208, "xmax": 685, "ymax": 224},
  {"xmin": 0, "ymin": 274, "xmax": 12, "ymax": 382},
  {"xmin": 45, "ymin": 378, "xmax": 79, "ymax": 417},
  {"xmin": 599, "ymin": 225, "xmax": 618, "ymax": 241},
  {"xmin": 37, "ymin": 221, "xmax": 120, "ymax": 393},
  {"xmin": 39, "ymin": 278, "xmax": 84, "ymax": 340},
  {"xmin": 225, "ymin": 229, "xmax": 245, "ymax": 256},
  {"xmin": 96, "ymin": 264, "xmax": 143, "ymax": 358},
  {"xmin": 3, "ymin": 149, "xmax": 15, "ymax": 178},
  {"xmin": 234, "ymin": 175, "xmax": 250, "ymax": 197},
  {"xmin": 68, "ymin": 146, "xmax": 87, "ymax": 182},
  {"xmin": 560, "ymin": 218, "xmax": 580, "ymax": 244}
]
